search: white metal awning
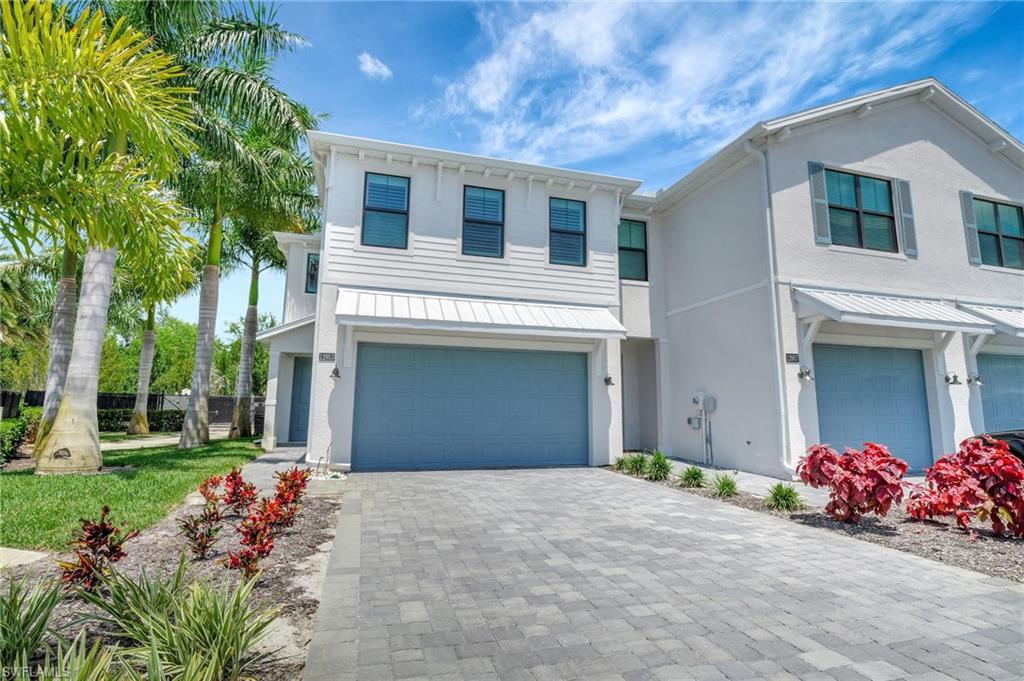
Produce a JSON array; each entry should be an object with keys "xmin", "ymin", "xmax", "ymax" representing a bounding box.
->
[
  {"xmin": 959, "ymin": 303, "xmax": 1024, "ymax": 337},
  {"xmin": 794, "ymin": 287, "xmax": 996, "ymax": 334},
  {"xmin": 335, "ymin": 288, "xmax": 626, "ymax": 339}
]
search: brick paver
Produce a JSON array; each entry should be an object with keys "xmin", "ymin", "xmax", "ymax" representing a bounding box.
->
[{"xmin": 304, "ymin": 469, "xmax": 1024, "ymax": 681}]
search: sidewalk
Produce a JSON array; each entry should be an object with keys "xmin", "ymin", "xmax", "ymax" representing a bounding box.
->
[
  {"xmin": 666, "ymin": 457, "xmax": 926, "ymax": 508},
  {"xmin": 99, "ymin": 424, "xmax": 231, "ymax": 451},
  {"xmin": 241, "ymin": 446, "xmax": 346, "ymax": 497}
]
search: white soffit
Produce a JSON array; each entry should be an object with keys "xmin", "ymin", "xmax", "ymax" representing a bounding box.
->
[
  {"xmin": 794, "ymin": 287, "xmax": 996, "ymax": 334},
  {"xmin": 958, "ymin": 303, "xmax": 1024, "ymax": 337},
  {"xmin": 335, "ymin": 288, "xmax": 626, "ymax": 339},
  {"xmin": 256, "ymin": 315, "xmax": 315, "ymax": 342}
]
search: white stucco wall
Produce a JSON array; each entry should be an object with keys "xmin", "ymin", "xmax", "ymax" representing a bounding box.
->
[
  {"xmin": 280, "ymin": 239, "xmax": 320, "ymax": 324},
  {"xmin": 621, "ymin": 339, "xmax": 658, "ymax": 451}
]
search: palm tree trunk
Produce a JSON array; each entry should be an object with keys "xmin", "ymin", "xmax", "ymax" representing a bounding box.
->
[
  {"xmin": 127, "ymin": 304, "xmax": 156, "ymax": 434},
  {"xmin": 179, "ymin": 198, "xmax": 223, "ymax": 449},
  {"xmin": 229, "ymin": 260, "xmax": 259, "ymax": 438},
  {"xmin": 33, "ymin": 244, "xmax": 77, "ymax": 457},
  {"xmin": 34, "ymin": 247, "xmax": 117, "ymax": 474}
]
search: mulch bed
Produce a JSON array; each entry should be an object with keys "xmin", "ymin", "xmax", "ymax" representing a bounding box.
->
[
  {"xmin": 4, "ymin": 492, "xmax": 342, "ymax": 680},
  {"xmin": 613, "ymin": 468, "xmax": 1024, "ymax": 584}
]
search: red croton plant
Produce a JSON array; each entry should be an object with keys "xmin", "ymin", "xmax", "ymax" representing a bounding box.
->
[
  {"xmin": 906, "ymin": 437, "xmax": 1024, "ymax": 537},
  {"xmin": 797, "ymin": 443, "xmax": 908, "ymax": 523}
]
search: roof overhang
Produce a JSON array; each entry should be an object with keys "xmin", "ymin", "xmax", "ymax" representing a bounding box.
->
[
  {"xmin": 335, "ymin": 288, "xmax": 626, "ymax": 340},
  {"xmin": 958, "ymin": 303, "xmax": 1024, "ymax": 337},
  {"xmin": 794, "ymin": 287, "xmax": 996, "ymax": 335},
  {"xmin": 256, "ymin": 315, "xmax": 315, "ymax": 343}
]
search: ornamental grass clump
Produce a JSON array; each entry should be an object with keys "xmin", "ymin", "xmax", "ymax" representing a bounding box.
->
[
  {"xmin": 678, "ymin": 466, "xmax": 705, "ymax": 488},
  {"xmin": 711, "ymin": 473, "xmax": 738, "ymax": 498},
  {"xmin": 798, "ymin": 443, "xmax": 907, "ymax": 523},
  {"xmin": 623, "ymin": 453, "xmax": 648, "ymax": 477},
  {"xmin": 646, "ymin": 451, "xmax": 672, "ymax": 481},
  {"xmin": 764, "ymin": 482, "xmax": 805, "ymax": 511},
  {"xmin": 0, "ymin": 576, "xmax": 61, "ymax": 664}
]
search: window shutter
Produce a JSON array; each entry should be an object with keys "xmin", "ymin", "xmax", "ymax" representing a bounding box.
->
[
  {"xmin": 894, "ymin": 179, "xmax": 917, "ymax": 257},
  {"xmin": 959, "ymin": 190, "xmax": 982, "ymax": 265},
  {"xmin": 808, "ymin": 162, "xmax": 831, "ymax": 245}
]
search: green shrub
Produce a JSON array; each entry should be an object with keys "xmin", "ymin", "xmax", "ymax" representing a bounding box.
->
[
  {"xmin": 613, "ymin": 456, "xmax": 628, "ymax": 471},
  {"xmin": 96, "ymin": 408, "xmax": 183, "ymax": 433},
  {"xmin": 678, "ymin": 466, "xmax": 705, "ymax": 488},
  {"xmin": 0, "ymin": 575, "xmax": 62, "ymax": 664},
  {"xmin": 1, "ymin": 416, "xmax": 28, "ymax": 461},
  {"xmin": 711, "ymin": 473, "xmax": 738, "ymax": 498},
  {"xmin": 646, "ymin": 451, "xmax": 671, "ymax": 481},
  {"xmin": 764, "ymin": 482, "xmax": 805, "ymax": 511},
  {"xmin": 20, "ymin": 406, "xmax": 42, "ymax": 442},
  {"xmin": 624, "ymin": 453, "xmax": 648, "ymax": 476}
]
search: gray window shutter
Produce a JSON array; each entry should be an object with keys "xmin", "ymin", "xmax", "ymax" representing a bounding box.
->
[
  {"xmin": 959, "ymin": 190, "xmax": 981, "ymax": 265},
  {"xmin": 808, "ymin": 162, "xmax": 831, "ymax": 245},
  {"xmin": 895, "ymin": 179, "xmax": 917, "ymax": 257}
]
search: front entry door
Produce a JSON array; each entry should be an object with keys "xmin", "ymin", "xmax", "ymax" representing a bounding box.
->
[{"xmin": 289, "ymin": 356, "xmax": 312, "ymax": 443}]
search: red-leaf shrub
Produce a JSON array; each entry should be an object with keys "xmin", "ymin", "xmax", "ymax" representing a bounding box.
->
[
  {"xmin": 797, "ymin": 443, "xmax": 908, "ymax": 523},
  {"xmin": 907, "ymin": 437, "xmax": 1024, "ymax": 536},
  {"xmin": 222, "ymin": 468, "xmax": 257, "ymax": 515},
  {"xmin": 274, "ymin": 467, "xmax": 311, "ymax": 505},
  {"xmin": 225, "ymin": 546, "xmax": 269, "ymax": 580},
  {"xmin": 58, "ymin": 506, "xmax": 139, "ymax": 591},
  {"xmin": 198, "ymin": 474, "xmax": 223, "ymax": 506},
  {"xmin": 179, "ymin": 505, "xmax": 223, "ymax": 559}
]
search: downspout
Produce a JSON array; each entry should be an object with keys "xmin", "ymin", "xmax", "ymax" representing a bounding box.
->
[{"xmin": 743, "ymin": 139, "xmax": 792, "ymax": 472}]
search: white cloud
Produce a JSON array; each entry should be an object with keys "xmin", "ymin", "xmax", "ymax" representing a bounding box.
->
[
  {"xmin": 357, "ymin": 51, "xmax": 393, "ymax": 81},
  {"xmin": 432, "ymin": 2, "xmax": 987, "ymax": 175}
]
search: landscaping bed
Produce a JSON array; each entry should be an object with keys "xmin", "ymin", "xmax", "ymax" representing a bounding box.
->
[
  {"xmin": 610, "ymin": 455, "xmax": 1024, "ymax": 583},
  {"xmin": 0, "ymin": 439, "xmax": 259, "ymax": 549}
]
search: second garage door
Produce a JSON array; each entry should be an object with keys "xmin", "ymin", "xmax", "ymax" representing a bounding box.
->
[
  {"xmin": 352, "ymin": 343, "xmax": 589, "ymax": 471},
  {"xmin": 814, "ymin": 344, "xmax": 933, "ymax": 470},
  {"xmin": 978, "ymin": 353, "xmax": 1024, "ymax": 432}
]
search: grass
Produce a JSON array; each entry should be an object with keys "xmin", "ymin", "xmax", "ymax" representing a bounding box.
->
[
  {"xmin": 98, "ymin": 432, "xmax": 177, "ymax": 443},
  {"xmin": 711, "ymin": 473, "xmax": 738, "ymax": 498},
  {"xmin": 0, "ymin": 439, "xmax": 259, "ymax": 551}
]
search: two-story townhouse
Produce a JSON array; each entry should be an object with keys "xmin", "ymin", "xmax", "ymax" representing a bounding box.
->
[
  {"xmin": 259, "ymin": 77, "xmax": 1023, "ymax": 476},
  {"xmin": 258, "ymin": 135, "xmax": 641, "ymax": 470}
]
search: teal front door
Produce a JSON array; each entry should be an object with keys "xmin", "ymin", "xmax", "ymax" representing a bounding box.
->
[
  {"xmin": 289, "ymin": 356, "xmax": 312, "ymax": 443},
  {"xmin": 352, "ymin": 344, "xmax": 590, "ymax": 471},
  {"xmin": 814, "ymin": 344, "xmax": 933, "ymax": 470}
]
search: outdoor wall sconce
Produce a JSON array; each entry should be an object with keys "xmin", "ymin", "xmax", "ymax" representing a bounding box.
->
[
  {"xmin": 944, "ymin": 372, "xmax": 962, "ymax": 385},
  {"xmin": 966, "ymin": 373, "xmax": 983, "ymax": 386},
  {"xmin": 330, "ymin": 367, "xmax": 341, "ymax": 381},
  {"xmin": 797, "ymin": 366, "xmax": 814, "ymax": 381},
  {"xmin": 604, "ymin": 375, "xmax": 614, "ymax": 386}
]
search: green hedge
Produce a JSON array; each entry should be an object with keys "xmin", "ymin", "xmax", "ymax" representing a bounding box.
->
[
  {"xmin": 97, "ymin": 408, "xmax": 184, "ymax": 432},
  {"xmin": 1, "ymin": 416, "xmax": 28, "ymax": 462}
]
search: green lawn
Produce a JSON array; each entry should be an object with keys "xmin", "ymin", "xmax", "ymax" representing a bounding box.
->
[
  {"xmin": 98, "ymin": 431, "xmax": 177, "ymax": 443},
  {"xmin": 0, "ymin": 439, "xmax": 259, "ymax": 551}
]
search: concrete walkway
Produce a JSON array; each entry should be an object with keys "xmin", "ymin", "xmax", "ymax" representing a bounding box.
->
[
  {"xmin": 240, "ymin": 446, "xmax": 346, "ymax": 497},
  {"xmin": 99, "ymin": 424, "xmax": 231, "ymax": 451},
  {"xmin": 305, "ymin": 468, "xmax": 1022, "ymax": 681},
  {"xmin": 666, "ymin": 458, "xmax": 926, "ymax": 509}
]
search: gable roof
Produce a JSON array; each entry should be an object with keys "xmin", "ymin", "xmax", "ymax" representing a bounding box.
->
[{"xmin": 636, "ymin": 78, "xmax": 1023, "ymax": 212}]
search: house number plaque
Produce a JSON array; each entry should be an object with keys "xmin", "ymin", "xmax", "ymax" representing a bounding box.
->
[
  {"xmin": 785, "ymin": 353, "xmax": 800, "ymax": 364},
  {"xmin": 319, "ymin": 352, "xmax": 336, "ymax": 363}
]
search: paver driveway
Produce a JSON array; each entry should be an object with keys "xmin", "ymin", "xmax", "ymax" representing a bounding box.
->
[{"xmin": 304, "ymin": 469, "xmax": 1024, "ymax": 681}]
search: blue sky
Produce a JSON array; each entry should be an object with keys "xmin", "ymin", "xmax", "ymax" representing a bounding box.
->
[{"xmin": 168, "ymin": 0, "xmax": 1024, "ymax": 334}]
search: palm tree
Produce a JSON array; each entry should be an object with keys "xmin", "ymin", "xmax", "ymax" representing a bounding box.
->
[
  {"xmin": 0, "ymin": 0, "xmax": 197, "ymax": 473},
  {"xmin": 223, "ymin": 148, "xmax": 317, "ymax": 437}
]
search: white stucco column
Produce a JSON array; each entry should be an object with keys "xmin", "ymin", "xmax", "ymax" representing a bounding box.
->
[
  {"xmin": 305, "ymin": 286, "xmax": 339, "ymax": 467},
  {"xmin": 262, "ymin": 350, "xmax": 281, "ymax": 451},
  {"xmin": 655, "ymin": 338, "xmax": 673, "ymax": 455},
  {"xmin": 590, "ymin": 338, "xmax": 623, "ymax": 466}
]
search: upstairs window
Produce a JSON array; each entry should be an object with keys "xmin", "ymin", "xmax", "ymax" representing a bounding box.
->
[
  {"xmin": 305, "ymin": 253, "xmax": 319, "ymax": 293},
  {"xmin": 549, "ymin": 198, "xmax": 586, "ymax": 266},
  {"xmin": 618, "ymin": 219, "xmax": 647, "ymax": 280},
  {"xmin": 362, "ymin": 173, "xmax": 410, "ymax": 249},
  {"xmin": 825, "ymin": 169, "xmax": 897, "ymax": 252},
  {"xmin": 975, "ymin": 199, "xmax": 1024, "ymax": 270},
  {"xmin": 463, "ymin": 186, "xmax": 505, "ymax": 257}
]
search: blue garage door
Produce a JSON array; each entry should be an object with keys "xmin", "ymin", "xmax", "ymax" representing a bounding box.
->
[
  {"xmin": 814, "ymin": 344, "xmax": 933, "ymax": 470},
  {"xmin": 352, "ymin": 344, "xmax": 589, "ymax": 471},
  {"xmin": 978, "ymin": 354, "xmax": 1024, "ymax": 432}
]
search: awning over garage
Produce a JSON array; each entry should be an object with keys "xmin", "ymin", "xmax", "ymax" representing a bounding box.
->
[
  {"xmin": 335, "ymin": 287, "xmax": 627, "ymax": 339},
  {"xmin": 794, "ymin": 287, "xmax": 996, "ymax": 334},
  {"xmin": 958, "ymin": 303, "xmax": 1024, "ymax": 338}
]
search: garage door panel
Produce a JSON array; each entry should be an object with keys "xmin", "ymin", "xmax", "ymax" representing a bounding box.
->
[
  {"xmin": 353, "ymin": 344, "xmax": 589, "ymax": 471},
  {"xmin": 814, "ymin": 344, "xmax": 932, "ymax": 470},
  {"xmin": 979, "ymin": 354, "xmax": 1024, "ymax": 432}
]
